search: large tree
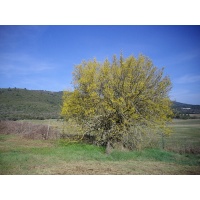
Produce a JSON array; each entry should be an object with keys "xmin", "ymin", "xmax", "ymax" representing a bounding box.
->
[{"xmin": 61, "ymin": 54, "xmax": 173, "ymax": 152}]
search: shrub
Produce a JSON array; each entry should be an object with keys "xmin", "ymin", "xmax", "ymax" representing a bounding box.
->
[{"xmin": 61, "ymin": 54, "xmax": 173, "ymax": 152}]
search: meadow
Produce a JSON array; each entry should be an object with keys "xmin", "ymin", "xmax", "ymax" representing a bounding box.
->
[{"xmin": 0, "ymin": 119, "xmax": 200, "ymax": 175}]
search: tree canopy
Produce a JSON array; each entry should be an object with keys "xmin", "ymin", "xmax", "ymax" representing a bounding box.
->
[{"xmin": 61, "ymin": 54, "xmax": 173, "ymax": 151}]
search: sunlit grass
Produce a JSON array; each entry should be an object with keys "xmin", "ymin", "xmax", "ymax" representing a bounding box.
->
[
  {"xmin": 1, "ymin": 133, "xmax": 200, "ymax": 175},
  {"xmin": 1, "ymin": 119, "xmax": 200, "ymax": 174}
]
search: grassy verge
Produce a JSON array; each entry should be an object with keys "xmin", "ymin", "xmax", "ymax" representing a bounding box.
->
[{"xmin": 1, "ymin": 134, "xmax": 200, "ymax": 175}]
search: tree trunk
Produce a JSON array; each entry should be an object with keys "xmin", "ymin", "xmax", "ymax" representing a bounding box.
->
[{"xmin": 106, "ymin": 141, "xmax": 112, "ymax": 154}]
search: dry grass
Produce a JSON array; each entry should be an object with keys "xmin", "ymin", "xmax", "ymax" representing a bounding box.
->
[
  {"xmin": 1, "ymin": 133, "xmax": 200, "ymax": 175},
  {"xmin": 1, "ymin": 119, "xmax": 200, "ymax": 175},
  {"xmin": 34, "ymin": 160, "xmax": 200, "ymax": 175},
  {"xmin": 164, "ymin": 119, "xmax": 200, "ymax": 154},
  {"xmin": 2, "ymin": 159, "xmax": 200, "ymax": 175},
  {"xmin": 165, "ymin": 145, "xmax": 200, "ymax": 154},
  {"xmin": 189, "ymin": 114, "xmax": 200, "ymax": 118},
  {"xmin": 0, "ymin": 135, "xmax": 54, "ymax": 153},
  {"xmin": 0, "ymin": 120, "xmax": 59, "ymax": 140}
]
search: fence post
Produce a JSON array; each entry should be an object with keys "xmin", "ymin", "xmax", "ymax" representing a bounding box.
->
[
  {"xmin": 47, "ymin": 120, "xmax": 50, "ymax": 140},
  {"xmin": 161, "ymin": 132, "xmax": 165, "ymax": 149}
]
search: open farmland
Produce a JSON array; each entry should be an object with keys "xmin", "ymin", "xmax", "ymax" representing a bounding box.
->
[
  {"xmin": 166, "ymin": 119, "xmax": 200, "ymax": 153},
  {"xmin": 0, "ymin": 119, "xmax": 200, "ymax": 175}
]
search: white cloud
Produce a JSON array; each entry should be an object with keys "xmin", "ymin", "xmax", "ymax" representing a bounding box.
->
[
  {"xmin": 170, "ymin": 88, "xmax": 200, "ymax": 105},
  {"xmin": 164, "ymin": 50, "xmax": 200, "ymax": 67},
  {"xmin": 18, "ymin": 77, "xmax": 70, "ymax": 92},
  {"xmin": 176, "ymin": 75, "xmax": 200, "ymax": 84},
  {"xmin": 0, "ymin": 53, "xmax": 55, "ymax": 76},
  {"xmin": 0, "ymin": 52, "xmax": 70, "ymax": 91}
]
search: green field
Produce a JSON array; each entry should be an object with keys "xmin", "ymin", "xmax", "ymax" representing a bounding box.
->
[
  {"xmin": 0, "ymin": 119, "xmax": 200, "ymax": 174},
  {"xmin": 166, "ymin": 119, "xmax": 200, "ymax": 152}
]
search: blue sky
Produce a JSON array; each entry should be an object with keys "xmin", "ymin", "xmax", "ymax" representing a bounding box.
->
[{"xmin": 0, "ymin": 25, "xmax": 200, "ymax": 104}]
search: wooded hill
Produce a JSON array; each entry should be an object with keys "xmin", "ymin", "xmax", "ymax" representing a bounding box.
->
[
  {"xmin": 0, "ymin": 88, "xmax": 62, "ymax": 120},
  {"xmin": 172, "ymin": 101, "xmax": 200, "ymax": 115},
  {"xmin": 0, "ymin": 88, "xmax": 200, "ymax": 120}
]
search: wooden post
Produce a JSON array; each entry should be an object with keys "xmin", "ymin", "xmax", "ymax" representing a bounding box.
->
[
  {"xmin": 47, "ymin": 120, "xmax": 50, "ymax": 140},
  {"xmin": 161, "ymin": 132, "xmax": 165, "ymax": 149}
]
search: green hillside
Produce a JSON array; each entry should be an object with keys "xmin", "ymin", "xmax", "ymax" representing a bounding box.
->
[
  {"xmin": 172, "ymin": 101, "xmax": 200, "ymax": 114},
  {"xmin": 0, "ymin": 88, "xmax": 63, "ymax": 120},
  {"xmin": 0, "ymin": 88, "xmax": 200, "ymax": 120}
]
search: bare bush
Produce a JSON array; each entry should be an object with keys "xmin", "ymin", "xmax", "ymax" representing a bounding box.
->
[
  {"xmin": 122, "ymin": 126, "xmax": 160, "ymax": 150},
  {"xmin": 0, "ymin": 121, "xmax": 60, "ymax": 140},
  {"xmin": 165, "ymin": 145, "xmax": 200, "ymax": 155}
]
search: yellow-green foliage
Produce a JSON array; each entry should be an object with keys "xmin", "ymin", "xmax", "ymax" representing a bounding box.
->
[{"xmin": 61, "ymin": 54, "xmax": 173, "ymax": 149}]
